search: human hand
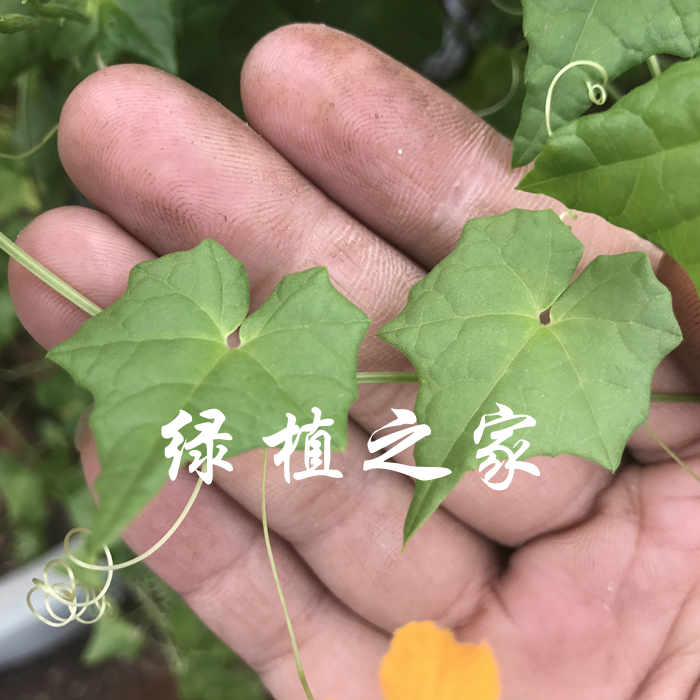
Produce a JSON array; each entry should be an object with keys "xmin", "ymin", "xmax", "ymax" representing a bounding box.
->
[{"xmin": 8, "ymin": 23, "xmax": 700, "ymax": 700}]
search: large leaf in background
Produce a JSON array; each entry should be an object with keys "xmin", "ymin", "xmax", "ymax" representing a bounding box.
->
[
  {"xmin": 177, "ymin": 0, "xmax": 293, "ymax": 117},
  {"xmin": 518, "ymin": 57, "xmax": 700, "ymax": 299},
  {"xmin": 168, "ymin": 591, "xmax": 267, "ymax": 700},
  {"xmin": 14, "ymin": 66, "xmax": 71, "ymax": 211},
  {"xmin": 378, "ymin": 209, "xmax": 681, "ymax": 544},
  {"xmin": 512, "ymin": 0, "xmax": 700, "ymax": 167},
  {"xmin": 47, "ymin": 239, "xmax": 370, "ymax": 546},
  {"xmin": 0, "ymin": 453, "xmax": 48, "ymax": 562},
  {"xmin": 96, "ymin": 0, "xmax": 177, "ymax": 74},
  {"xmin": 276, "ymin": 0, "xmax": 445, "ymax": 69},
  {"xmin": 81, "ymin": 611, "xmax": 145, "ymax": 665},
  {"xmin": 120, "ymin": 567, "xmax": 267, "ymax": 700},
  {"xmin": 0, "ymin": 263, "xmax": 17, "ymax": 348},
  {"xmin": 0, "ymin": 161, "xmax": 41, "ymax": 221},
  {"xmin": 174, "ymin": 0, "xmax": 243, "ymax": 78},
  {"xmin": 177, "ymin": 0, "xmax": 444, "ymax": 120},
  {"xmin": 0, "ymin": 0, "xmax": 46, "ymax": 89}
]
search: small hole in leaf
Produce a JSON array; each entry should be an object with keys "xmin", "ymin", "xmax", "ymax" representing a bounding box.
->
[
  {"xmin": 227, "ymin": 330, "xmax": 241, "ymax": 349},
  {"xmin": 539, "ymin": 308, "xmax": 551, "ymax": 325}
]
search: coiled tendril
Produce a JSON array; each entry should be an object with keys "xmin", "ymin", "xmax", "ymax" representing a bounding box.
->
[
  {"xmin": 28, "ymin": 476, "xmax": 204, "ymax": 627},
  {"xmin": 545, "ymin": 60, "xmax": 608, "ymax": 136},
  {"xmin": 27, "ymin": 528, "xmax": 114, "ymax": 627}
]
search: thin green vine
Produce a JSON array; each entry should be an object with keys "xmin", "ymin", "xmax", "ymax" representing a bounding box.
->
[
  {"xmin": 0, "ymin": 229, "xmax": 101, "ymax": 316},
  {"xmin": 643, "ymin": 423, "xmax": 700, "ymax": 484},
  {"xmin": 261, "ymin": 447, "xmax": 316, "ymax": 700},
  {"xmin": 647, "ymin": 55, "xmax": 662, "ymax": 78},
  {"xmin": 649, "ymin": 393, "xmax": 700, "ymax": 403},
  {"xmin": 0, "ymin": 122, "xmax": 58, "ymax": 161},
  {"xmin": 25, "ymin": 0, "xmax": 90, "ymax": 25},
  {"xmin": 475, "ymin": 41, "xmax": 527, "ymax": 118},
  {"xmin": 357, "ymin": 371, "xmax": 420, "ymax": 383}
]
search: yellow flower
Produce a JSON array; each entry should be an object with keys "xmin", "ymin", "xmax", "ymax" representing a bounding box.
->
[{"xmin": 379, "ymin": 621, "xmax": 500, "ymax": 700}]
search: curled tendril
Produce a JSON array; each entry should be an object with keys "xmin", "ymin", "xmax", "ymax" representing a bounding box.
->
[
  {"xmin": 559, "ymin": 209, "xmax": 578, "ymax": 223},
  {"xmin": 545, "ymin": 61, "xmax": 608, "ymax": 136},
  {"xmin": 28, "ymin": 475, "xmax": 204, "ymax": 627},
  {"xmin": 27, "ymin": 529, "xmax": 114, "ymax": 627}
]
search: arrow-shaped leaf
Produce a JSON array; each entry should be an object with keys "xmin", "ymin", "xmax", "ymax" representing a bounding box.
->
[
  {"xmin": 48, "ymin": 239, "xmax": 370, "ymax": 546},
  {"xmin": 378, "ymin": 209, "xmax": 681, "ymax": 544}
]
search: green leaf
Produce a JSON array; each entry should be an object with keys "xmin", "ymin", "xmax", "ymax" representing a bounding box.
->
[
  {"xmin": 517, "ymin": 56, "xmax": 700, "ymax": 299},
  {"xmin": 47, "ymin": 239, "xmax": 370, "ymax": 546},
  {"xmin": 118, "ymin": 568, "xmax": 266, "ymax": 700},
  {"xmin": 97, "ymin": 0, "xmax": 177, "ymax": 74},
  {"xmin": 0, "ymin": 12, "xmax": 46, "ymax": 33},
  {"xmin": 81, "ymin": 611, "xmax": 146, "ymax": 665},
  {"xmin": 0, "ymin": 260, "xmax": 19, "ymax": 348},
  {"xmin": 14, "ymin": 66, "xmax": 71, "ymax": 211},
  {"xmin": 512, "ymin": 0, "xmax": 700, "ymax": 167},
  {"xmin": 378, "ymin": 209, "xmax": 681, "ymax": 544},
  {"xmin": 0, "ymin": 453, "xmax": 46, "ymax": 528},
  {"xmin": 0, "ymin": 163, "xmax": 42, "ymax": 220},
  {"xmin": 174, "ymin": 0, "xmax": 243, "ymax": 78},
  {"xmin": 0, "ymin": 453, "xmax": 47, "ymax": 561},
  {"xmin": 168, "ymin": 596, "xmax": 266, "ymax": 700}
]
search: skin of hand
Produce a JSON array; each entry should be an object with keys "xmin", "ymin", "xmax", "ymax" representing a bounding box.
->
[{"xmin": 7, "ymin": 23, "xmax": 700, "ymax": 700}]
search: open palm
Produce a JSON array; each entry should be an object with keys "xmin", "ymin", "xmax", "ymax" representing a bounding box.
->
[{"xmin": 9, "ymin": 24, "xmax": 700, "ymax": 700}]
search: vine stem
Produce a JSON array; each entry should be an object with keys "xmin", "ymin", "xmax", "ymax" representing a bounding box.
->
[
  {"xmin": 650, "ymin": 393, "xmax": 700, "ymax": 403},
  {"xmin": 358, "ymin": 373, "xmax": 700, "ymax": 402},
  {"xmin": 475, "ymin": 40, "xmax": 527, "ymax": 118},
  {"xmin": 647, "ymin": 55, "xmax": 662, "ymax": 78},
  {"xmin": 0, "ymin": 406, "xmax": 37, "ymax": 460},
  {"xmin": 0, "ymin": 229, "xmax": 101, "ymax": 316},
  {"xmin": 643, "ymin": 424, "xmax": 700, "ymax": 484},
  {"xmin": 357, "ymin": 371, "xmax": 419, "ymax": 383},
  {"xmin": 0, "ymin": 122, "xmax": 58, "ymax": 161},
  {"xmin": 261, "ymin": 448, "xmax": 316, "ymax": 700}
]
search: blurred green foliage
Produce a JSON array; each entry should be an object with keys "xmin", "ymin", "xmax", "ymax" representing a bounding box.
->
[{"xmin": 0, "ymin": 0, "xmax": 524, "ymax": 696}]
